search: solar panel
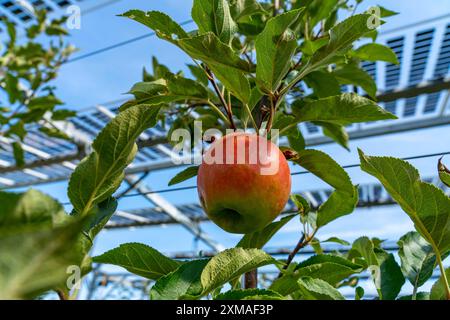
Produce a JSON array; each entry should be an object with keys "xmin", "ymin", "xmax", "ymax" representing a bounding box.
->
[
  {"xmin": 361, "ymin": 61, "xmax": 376, "ymax": 82},
  {"xmin": 0, "ymin": 0, "xmax": 86, "ymax": 26},
  {"xmin": 0, "ymin": 0, "xmax": 33, "ymax": 21},
  {"xmin": 409, "ymin": 29, "xmax": 434, "ymax": 85},
  {"xmin": 433, "ymin": 24, "xmax": 450, "ymax": 78},
  {"xmin": 385, "ymin": 36, "xmax": 405, "ymax": 90},
  {"xmin": 403, "ymin": 96, "xmax": 419, "ymax": 117},
  {"xmin": 423, "ymin": 91, "xmax": 441, "ymax": 113}
]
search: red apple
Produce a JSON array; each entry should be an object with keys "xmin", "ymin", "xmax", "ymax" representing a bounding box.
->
[{"xmin": 197, "ymin": 132, "xmax": 291, "ymax": 234}]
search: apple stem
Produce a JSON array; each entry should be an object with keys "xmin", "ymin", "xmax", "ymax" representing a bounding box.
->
[{"xmin": 244, "ymin": 269, "xmax": 258, "ymax": 289}]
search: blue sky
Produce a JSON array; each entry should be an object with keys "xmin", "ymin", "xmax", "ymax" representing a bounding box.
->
[{"xmin": 7, "ymin": 0, "xmax": 450, "ymax": 297}]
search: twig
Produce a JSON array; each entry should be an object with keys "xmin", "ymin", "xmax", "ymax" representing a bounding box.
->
[
  {"xmin": 245, "ymin": 269, "xmax": 258, "ymax": 289},
  {"xmin": 279, "ymin": 229, "xmax": 318, "ymax": 277},
  {"xmin": 56, "ymin": 289, "xmax": 68, "ymax": 300},
  {"xmin": 242, "ymin": 102, "xmax": 258, "ymax": 130},
  {"xmin": 266, "ymin": 95, "xmax": 276, "ymax": 134},
  {"xmin": 204, "ymin": 66, "xmax": 236, "ymax": 130},
  {"xmin": 206, "ymin": 101, "xmax": 231, "ymax": 125}
]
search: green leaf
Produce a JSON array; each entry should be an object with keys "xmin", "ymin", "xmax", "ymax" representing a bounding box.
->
[
  {"xmin": 120, "ymin": 10, "xmax": 189, "ymax": 44},
  {"xmin": 128, "ymin": 75, "xmax": 210, "ymax": 106},
  {"xmin": 359, "ymin": 150, "xmax": 450, "ymax": 256},
  {"xmin": 296, "ymin": 149, "xmax": 354, "ymax": 193},
  {"xmin": 333, "ymin": 64, "xmax": 377, "ymax": 99},
  {"xmin": 210, "ymin": 65, "xmax": 251, "ymax": 104},
  {"xmin": 51, "ymin": 109, "xmax": 76, "ymax": 121},
  {"xmin": 178, "ymin": 33, "xmax": 251, "ymax": 103},
  {"xmin": 68, "ymin": 104, "xmax": 161, "ymax": 215},
  {"xmin": 127, "ymin": 81, "xmax": 167, "ymax": 100},
  {"xmin": 45, "ymin": 24, "xmax": 69, "ymax": 36},
  {"xmin": 150, "ymin": 259, "xmax": 208, "ymax": 300},
  {"xmin": 188, "ymin": 64, "xmax": 209, "ymax": 86},
  {"xmin": 398, "ymin": 292, "xmax": 430, "ymax": 300},
  {"xmin": 122, "ymin": 10, "xmax": 250, "ymax": 104},
  {"xmin": 255, "ymin": 8, "xmax": 305, "ymax": 94},
  {"xmin": 296, "ymin": 277, "xmax": 345, "ymax": 300},
  {"xmin": 28, "ymin": 95, "xmax": 63, "ymax": 111},
  {"xmin": 215, "ymin": 288, "xmax": 283, "ymax": 300},
  {"xmin": 291, "ymin": 149, "xmax": 358, "ymax": 227},
  {"xmin": 353, "ymin": 43, "xmax": 399, "ymax": 64},
  {"xmin": 317, "ymin": 187, "xmax": 359, "ymax": 228},
  {"xmin": 292, "ymin": 93, "xmax": 397, "ymax": 126},
  {"xmin": 4, "ymin": 73, "xmax": 21, "ymax": 104},
  {"xmin": 352, "ymin": 237, "xmax": 405, "ymax": 300},
  {"xmin": 430, "ymin": 268, "xmax": 450, "ymax": 300},
  {"xmin": 39, "ymin": 127, "xmax": 71, "ymax": 141},
  {"xmin": 300, "ymin": 37, "xmax": 329, "ymax": 56},
  {"xmin": 152, "ymin": 56, "xmax": 172, "ymax": 78},
  {"xmin": 0, "ymin": 189, "xmax": 65, "ymax": 227},
  {"xmin": 308, "ymin": 0, "xmax": 339, "ymax": 28},
  {"xmin": 0, "ymin": 217, "xmax": 86, "ymax": 299},
  {"xmin": 355, "ymin": 286, "xmax": 364, "ymax": 300},
  {"xmin": 201, "ymin": 248, "xmax": 276, "ymax": 295},
  {"xmin": 314, "ymin": 122, "xmax": 349, "ymax": 151},
  {"xmin": 291, "ymin": 194, "xmax": 311, "ymax": 216},
  {"xmin": 8, "ymin": 121, "xmax": 26, "ymax": 140},
  {"xmin": 241, "ymin": 86, "xmax": 262, "ymax": 127},
  {"xmin": 351, "ymin": 236, "xmax": 379, "ymax": 267},
  {"xmin": 192, "ymin": 0, "xmax": 237, "ymax": 44},
  {"xmin": 271, "ymin": 255, "xmax": 362, "ymax": 295},
  {"xmin": 166, "ymin": 74, "xmax": 209, "ymax": 100},
  {"xmin": 287, "ymin": 126, "xmax": 306, "ymax": 152},
  {"xmin": 229, "ymin": 0, "xmax": 267, "ymax": 21},
  {"xmin": 438, "ymin": 158, "xmax": 450, "ymax": 188},
  {"xmin": 307, "ymin": 14, "xmax": 375, "ymax": 71},
  {"xmin": 237, "ymin": 214, "xmax": 296, "ymax": 249},
  {"xmin": 5, "ymin": 18, "xmax": 16, "ymax": 46},
  {"xmin": 322, "ymin": 237, "xmax": 350, "ymax": 246},
  {"xmin": 304, "ymin": 70, "xmax": 341, "ymax": 98},
  {"xmin": 93, "ymin": 243, "xmax": 181, "ymax": 280},
  {"xmin": 378, "ymin": 6, "xmax": 399, "ymax": 18},
  {"xmin": 376, "ymin": 250, "xmax": 405, "ymax": 300},
  {"xmin": 168, "ymin": 166, "xmax": 199, "ymax": 186},
  {"xmin": 179, "ymin": 33, "xmax": 250, "ymax": 72},
  {"xmin": 82, "ymin": 197, "xmax": 118, "ymax": 242},
  {"xmin": 398, "ymin": 231, "xmax": 437, "ymax": 289},
  {"xmin": 296, "ymin": 255, "xmax": 363, "ymax": 285}
]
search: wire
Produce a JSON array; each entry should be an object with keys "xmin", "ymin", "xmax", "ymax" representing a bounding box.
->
[
  {"xmin": 116, "ymin": 171, "xmax": 150, "ymax": 198},
  {"xmin": 63, "ymin": 19, "xmax": 194, "ymax": 64},
  {"xmin": 82, "ymin": 0, "xmax": 125, "ymax": 15},
  {"xmin": 61, "ymin": 150, "xmax": 450, "ymax": 206}
]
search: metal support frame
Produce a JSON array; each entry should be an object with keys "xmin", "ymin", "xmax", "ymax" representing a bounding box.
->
[{"xmin": 124, "ymin": 176, "xmax": 224, "ymax": 252}]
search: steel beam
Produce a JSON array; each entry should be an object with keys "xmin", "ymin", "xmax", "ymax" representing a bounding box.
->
[
  {"xmin": 376, "ymin": 78, "xmax": 450, "ymax": 102},
  {"xmin": 305, "ymin": 114, "xmax": 450, "ymax": 147}
]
